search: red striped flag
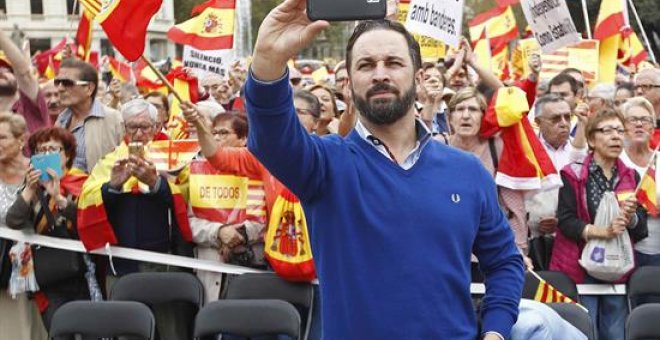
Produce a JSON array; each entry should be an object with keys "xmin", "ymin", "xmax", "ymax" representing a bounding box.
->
[{"xmin": 75, "ymin": 9, "xmax": 94, "ymax": 61}]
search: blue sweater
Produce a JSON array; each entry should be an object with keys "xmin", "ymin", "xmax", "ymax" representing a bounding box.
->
[{"xmin": 246, "ymin": 73, "xmax": 524, "ymax": 339}]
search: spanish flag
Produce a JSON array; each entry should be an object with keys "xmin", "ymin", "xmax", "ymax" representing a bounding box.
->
[
  {"xmin": 480, "ymin": 87, "xmax": 560, "ymax": 190},
  {"xmin": 80, "ymin": 0, "xmax": 162, "ymax": 61},
  {"xmin": 44, "ymin": 56, "xmax": 57, "ymax": 80},
  {"xmin": 619, "ymin": 30, "xmax": 648, "ymax": 67},
  {"xmin": 594, "ymin": 0, "xmax": 629, "ymax": 83},
  {"xmin": 637, "ymin": 153, "xmax": 657, "ymax": 217},
  {"xmin": 468, "ymin": 6, "xmax": 518, "ymax": 52},
  {"xmin": 165, "ymin": 67, "xmax": 199, "ymax": 140},
  {"xmin": 77, "ymin": 142, "xmax": 192, "ymax": 251},
  {"xmin": 134, "ymin": 58, "xmax": 167, "ymax": 93},
  {"xmin": 75, "ymin": 9, "xmax": 94, "ymax": 61},
  {"xmin": 107, "ymin": 56, "xmax": 133, "ymax": 83},
  {"xmin": 167, "ymin": 0, "xmax": 235, "ymax": 50}
]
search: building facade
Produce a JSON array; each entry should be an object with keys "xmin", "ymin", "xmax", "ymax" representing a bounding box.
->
[{"xmin": 0, "ymin": 0, "xmax": 176, "ymax": 60}]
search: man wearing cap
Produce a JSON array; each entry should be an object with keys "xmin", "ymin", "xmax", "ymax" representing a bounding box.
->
[
  {"xmin": 0, "ymin": 28, "xmax": 49, "ymax": 132},
  {"xmin": 243, "ymin": 1, "xmax": 524, "ymax": 339}
]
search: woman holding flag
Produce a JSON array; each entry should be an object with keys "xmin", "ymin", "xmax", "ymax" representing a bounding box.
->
[
  {"xmin": 552, "ymin": 108, "xmax": 648, "ymax": 340},
  {"xmin": 620, "ymin": 97, "xmax": 660, "ymax": 268}
]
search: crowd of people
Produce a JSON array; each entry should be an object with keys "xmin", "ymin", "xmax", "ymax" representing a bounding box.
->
[{"xmin": 0, "ymin": 0, "xmax": 660, "ymax": 338}]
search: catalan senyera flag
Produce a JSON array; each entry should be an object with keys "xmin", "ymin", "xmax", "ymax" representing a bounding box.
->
[
  {"xmin": 147, "ymin": 139, "xmax": 200, "ymax": 172},
  {"xmin": 167, "ymin": 0, "xmax": 235, "ymax": 50},
  {"xmin": 637, "ymin": 153, "xmax": 658, "ymax": 217},
  {"xmin": 480, "ymin": 87, "xmax": 560, "ymax": 190},
  {"xmin": 80, "ymin": 0, "xmax": 162, "ymax": 61},
  {"xmin": 107, "ymin": 56, "xmax": 133, "ymax": 83},
  {"xmin": 527, "ymin": 271, "xmax": 586, "ymax": 311},
  {"xmin": 75, "ymin": 9, "xmax": 94, "ymax": 61},
  {"xmin": 77, "ymin": 142, "xmax": 192, "ymax": 251}
]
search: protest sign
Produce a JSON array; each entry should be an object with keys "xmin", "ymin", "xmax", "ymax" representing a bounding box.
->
[
  {"xmin": 183, "ymin": 45, "xmax": 234, "ymax": 78},
  {"xmin": 404, "ymin": 0, "xmax": 465, "ymax": 47},
  {"xmin": 521, "ymin": 0, "xmax": 580, "ymax": 54},
  {"xmin": 397, "ymin": 0, "xmax": 446, "ymax": 61},
  {"xmin": 539, "ymin": 39, "xmax": 600, "ymax": 84}
]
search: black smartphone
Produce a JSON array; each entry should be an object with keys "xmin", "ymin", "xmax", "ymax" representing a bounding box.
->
[{"xmin": 307, "ymin": 0, "xmax": 386, "ymax": 21}]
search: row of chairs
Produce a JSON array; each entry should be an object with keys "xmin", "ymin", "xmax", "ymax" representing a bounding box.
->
[
  {"xmin": 519, "ymin": 268, "xmax": 660, "ymax": 340},
  {"xmin": 49, "ymin": 272, "xmax": 313, "ymax": 340}
]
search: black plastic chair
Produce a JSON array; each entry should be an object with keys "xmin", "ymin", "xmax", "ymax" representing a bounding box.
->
[
  {"xmin": 547, "ymin": 303, "xmax": 595, "ymax": 340},
  {"xmin": 109, "ymin": 272, "xmax": 204, "ymax": 339},
  {"xmin": 49, "ymin": 301, "xmax": 155, "ymax": 339},
  {"xmin": 226, "ymin": 272, "xmax": 314, "ymax": 340},
  {"xmin": 626, "ymin": 303, "xmax": 660, "ymax": 340},
  {"xmin": 194, "ymin": 299, "xmax": 301, "ymax": 340},
  {"xmin": 523, "ymin": 271, "xmax": 580, "ymax": 303},
  {"xmin": 627, "ymin": 266, "xmax": 660, "ymax": 310}
]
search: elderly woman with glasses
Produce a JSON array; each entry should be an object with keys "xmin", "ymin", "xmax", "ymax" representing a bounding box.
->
[
  {"xmin": 619, "ymin": 97, "xmax": 660, "ymax": 271},
  {"xmin": 6, "ymin": 126, "xmax": 95, "ymax": 332},
  {"xmin": 551, "ymin": 108, "xmax": 648, "ymax": 340}
]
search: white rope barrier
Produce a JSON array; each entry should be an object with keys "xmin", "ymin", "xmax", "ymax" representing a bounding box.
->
[{"xmin": 1, "ymin": 226, "xmax": 628, "ymax": 295}]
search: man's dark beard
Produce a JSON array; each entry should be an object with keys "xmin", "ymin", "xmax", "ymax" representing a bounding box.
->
[
  {"xmin": 0, "ymin": 81, "xmax": 17, "ymax": 97},
  {"xmin": 353, "ymin": 82, "xmax": 416, "ymax": 125}
]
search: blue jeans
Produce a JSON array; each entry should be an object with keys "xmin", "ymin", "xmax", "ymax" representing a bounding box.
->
[
  {"xmin": 511, "ymin": 300, "xmax": 587, "ymax": 340},
  {"xmin": 581, "ymin": 276, "xmax": 627, "ymax": 340}
]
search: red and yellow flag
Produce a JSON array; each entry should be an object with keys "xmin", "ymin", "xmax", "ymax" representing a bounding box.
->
[
  {"xmin": 619, "ymin": 30, "xmax": 648, "ymax": 67},
  {"xmin": 528, "ymin": 271, "xmax": 585, "ymax": 311},
  {"xmin": 637, "ymin": 155, "xmax": 657, "ymax": 217},
  {"xmin": 480, "ymin": 87, "xmax": 560, "ymax": 190},
  {"xmin": 44, "ymin": 56, "xmax": 57, "ymax": 80},
  {"xmin": 468, "ymin": 6, "xmax": 518, "ymax": 51},
  {"xmin": 75, "ymin": 9, "xmax": 94, "ymax": 61},
  {"xmin": 167, "ymin": 0, "xmax": 235, "ymax": 50},
  {"xmin": 147, "ymin": 139, "xmax": 200, "ymax": 172},
  {"xmin": 80, "ymin": 0, "xmax": 162, "ymax": 61},
  {"xmin": 77, "ymin": 142, "xmax": 192, "ymax": 251},
  {"xmin": 107, "ymin": 56, "xmax": 133, "ymax": 83},
  {"xmin": 166, "ymin": 67, "xmax": 200, "ymax": 140},
  {"xmin": 594, "ymin": 0, "xmax": 628, "ymax": 40}
]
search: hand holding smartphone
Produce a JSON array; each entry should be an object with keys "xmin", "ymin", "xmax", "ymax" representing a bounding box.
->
[{"xmin": 307, "ymin": 0, "xmax": 386, "ymax": 21}]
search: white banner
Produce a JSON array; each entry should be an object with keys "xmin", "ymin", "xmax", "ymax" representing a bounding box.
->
[
  {"xmin": 521, "ymin": 0, "xmax": 581, "ymax": 54},
  {"xmin": 182, "ymin": 46, "xmax": 234, "ymax": 78},
  {"xmin": 404, "ymin": 0, "xmax": 465, "ymax": 47}
]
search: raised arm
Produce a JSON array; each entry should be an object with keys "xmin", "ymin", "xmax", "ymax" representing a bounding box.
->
[
  {"xmin": 0, "ymin": 29, "xmax": 38, "ymax": 101},
  {"xmin": 244, "ymin": 0, "xmax": 332, "ymax": 201}
]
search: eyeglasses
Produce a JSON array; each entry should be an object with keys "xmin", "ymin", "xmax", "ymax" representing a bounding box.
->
[
  {"xmin": 125, "ymin": 123, "xmax": 154, "ymax": 134},
  {"xmin": 54, "ymin": 78, "xmax": 90, "ymax": 88},
  {"xmin": 541, "ymin": 113, "xmax": 572, "ymax": 125},
  {"xmin": 634, "ymin": 84, "xmax": 660, "ymax": 92},
  {"xmin": 625, "ymin": 116, "xmax": 654, "ymax": 125},
  {"xmin": 290, "ymin": 78, "xmax": 302, "ymax": 86},
  {"xmin": 592, "ymin": 126, "xmax": 626, "ymax": 135},
  {"xmin": 35, "ymin": 145, "xmax": 63, "ymax": 154},
  {"xmin": 212, "ymin": 128, "xmax": 236, "ymax": 137}
]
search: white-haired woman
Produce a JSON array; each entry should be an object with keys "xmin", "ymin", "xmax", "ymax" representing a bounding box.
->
[{"xmin": 620, "ymin": 97, "xmax": 660, "ymax": 270}]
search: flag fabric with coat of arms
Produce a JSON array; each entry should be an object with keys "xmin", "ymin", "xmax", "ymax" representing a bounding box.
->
[
  {"xmin": 167, "ymin": 0, "xmax": 236, "ymax": 50},
  {"xmin": 80, "ymin": 0, "xmax": 162, "ymax": 61}
]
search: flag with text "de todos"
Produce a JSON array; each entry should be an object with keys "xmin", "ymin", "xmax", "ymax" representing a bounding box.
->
[
  {"xmin": 167, "ymin": 0, "xmax": 236, "ymax": 50},
  {"xmin": 80, "ymin": 0, "xmax": 162, "ymax": 61}
]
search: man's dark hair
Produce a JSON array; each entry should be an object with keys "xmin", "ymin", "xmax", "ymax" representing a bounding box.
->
[
  {"xmin": 293, "ymin": 90, "xmax": 321, "ymax": 118},
  {"xmin": 60, "ymin": 58, "xmax": 99, "ymax": 99},
  {"xmin": 345, "ymin": 20, "xmax": 422, "ymax": 75},
  {"xmin": 548, "ymin": 73, "xmax": 578, "ymax": 96}
]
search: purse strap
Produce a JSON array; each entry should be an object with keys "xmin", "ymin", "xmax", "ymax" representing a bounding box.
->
[{"xmin": 37, "ymin": 190, "xmax": 72, "ymax": 238}]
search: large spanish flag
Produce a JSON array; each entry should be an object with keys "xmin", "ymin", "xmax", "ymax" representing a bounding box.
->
[
  {"xmin": 75, "ymin": 9, "xmax": 94, "ymax": 61},
  {"xmin": 77, "ymin": 142, "xmax": 192, "ymax": 251},
  {"xmin": 80, "ymin": 0, "xmax": 162, "ymax": 61},
  {"xmin": 480, "ymin": 87, "xmax": 560, "ymax": 190},
  {"xmin": 468, "ymin": 6, "xmax": 518, "ymax": 51},
  {"xmin": 167, "ymin": 0, "xmax": 235, "ymax": 50}
]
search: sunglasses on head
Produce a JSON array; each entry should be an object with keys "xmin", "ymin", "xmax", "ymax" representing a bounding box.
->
[{"xmin": 54, "ymin": 78, "xmax": 90, "ymax": 87}]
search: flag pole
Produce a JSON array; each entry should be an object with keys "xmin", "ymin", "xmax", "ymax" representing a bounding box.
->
[
  {"xmin": 627, "ymin": 0, "xmax": 657, "ymax": 64},
  {"xmin": 580, "ymin": 0, "xmax": 592, "ymax": 39},
  {"xmin": 634, "ymin": 143, "xmax": 660, "ymax": 195},
  {"xmin": 139, "ymin": 55, "xmax": 210, "ymax": 134}
]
